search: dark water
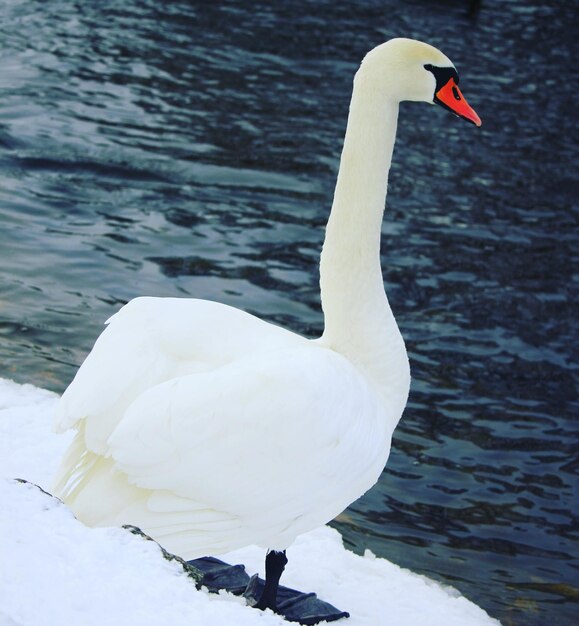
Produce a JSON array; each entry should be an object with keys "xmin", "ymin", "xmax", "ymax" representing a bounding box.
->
[{"xmin": 1, "ymin": 1, "xmax": 577, "ymax": 624}]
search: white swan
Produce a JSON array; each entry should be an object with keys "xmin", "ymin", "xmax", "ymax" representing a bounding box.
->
[{"xmin": 52, "ymin": 38, "xmax": 480, "ymax": 613}]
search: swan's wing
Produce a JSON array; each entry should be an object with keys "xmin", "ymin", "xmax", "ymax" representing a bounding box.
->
[
  {"xmin": 54, "ymin": 297, "xmax": 304, "ymax": 453},
  {"xmin": 108, "ymin": 345, "xmax": 384, "ymax": 520},
  {"xmin": 54, "ymin": 300, "xmax": 175, "ymax": 450}
]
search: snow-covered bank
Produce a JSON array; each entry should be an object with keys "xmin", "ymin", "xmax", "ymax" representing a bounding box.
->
[{"xmin": 0, "ymin": 378, "xmax": 501, "ymax": 626}]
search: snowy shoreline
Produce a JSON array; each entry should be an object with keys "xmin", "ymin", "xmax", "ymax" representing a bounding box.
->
[{"xmin": 0, "ymin": 377, "xmax": 501, "ymax": 626}]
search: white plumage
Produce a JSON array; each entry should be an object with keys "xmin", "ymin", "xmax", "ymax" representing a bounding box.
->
[
  {"xmin": 53, "ymin": 297, "xmax": 397, "ymax": 558},
  {"xmin": 52, "ymin": 38, "xmax": 479, "ymax": 566}
]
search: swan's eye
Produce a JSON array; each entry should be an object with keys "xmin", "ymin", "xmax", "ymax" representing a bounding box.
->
[
  {"xmin": 452, "ymin": 86, "xmax": 461, "ymax": 101},
  {"xmin": 424, "ymin": 64, "xmax": 460, "ymax": 92}
]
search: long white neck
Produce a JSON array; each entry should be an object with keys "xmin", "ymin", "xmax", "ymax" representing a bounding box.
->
[{"xmin": 318, "ymin": 69, "xmax": 409, "ymax": 411}]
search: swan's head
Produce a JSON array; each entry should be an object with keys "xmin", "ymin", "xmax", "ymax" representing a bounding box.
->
[{"xmin": 359, "ymin": 38, "xmax": 481, "ymax": 127}]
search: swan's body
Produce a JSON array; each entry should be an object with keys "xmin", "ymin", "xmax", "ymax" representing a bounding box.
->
[
  {"xmin": 53, "ymin": 38, "xmax": 479, "ymax": 608},
  {"xmin": 53, "ymin": 296, "xmax": 403, "ymax": 556}
]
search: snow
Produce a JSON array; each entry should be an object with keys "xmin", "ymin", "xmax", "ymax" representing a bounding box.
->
[{"xmin": 0, "ymin": 377, "xmax": 501, "ymax": 626}]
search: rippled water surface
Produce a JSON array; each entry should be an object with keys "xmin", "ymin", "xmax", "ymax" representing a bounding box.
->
[{"xmin": 1, "ymin": 1, "xmax": 577, "ymax": 624}]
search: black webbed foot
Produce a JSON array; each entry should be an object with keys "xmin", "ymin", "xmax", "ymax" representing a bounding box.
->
[{"xmin": 188, "ymin": 554, "xmax": 349, "ymax": 625}]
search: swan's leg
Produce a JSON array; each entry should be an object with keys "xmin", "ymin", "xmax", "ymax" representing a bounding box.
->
[{"xmin": 255, "ymin": 549, "xmax": 288, "ymax": 612}]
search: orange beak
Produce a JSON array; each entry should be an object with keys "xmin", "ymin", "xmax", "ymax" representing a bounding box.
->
[{"xmin": 435, "ymin": 78, "xmax": 481, "ymax": 127}]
